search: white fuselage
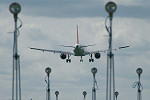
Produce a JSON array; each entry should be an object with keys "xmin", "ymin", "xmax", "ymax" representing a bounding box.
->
[{"xmin": 73, "ymin": 44, "xmax": 85, "ymax": 56}]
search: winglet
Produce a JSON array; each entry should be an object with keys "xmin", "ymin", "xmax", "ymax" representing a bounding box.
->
[
  {"xmin": 77, "ymin": 25, "xmax": 79, "ymax": 44},
  {"xmin": 119, "ymin": 45, "xmax": 130, "ymax": 49}
]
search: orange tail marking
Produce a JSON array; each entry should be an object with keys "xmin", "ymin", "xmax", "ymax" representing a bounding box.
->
[{"xmin": 77, "ymin": 25, "xmax": 79, "ymax": 44}]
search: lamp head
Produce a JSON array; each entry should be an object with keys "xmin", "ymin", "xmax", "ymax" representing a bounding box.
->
[
  {"xmin": 136, "ymin": 68, "xmax": 143, "ymax": 76},
  {"xmin": 9, "ymin": 2, "xmax": 21, "ymax": 15},
  {"xmin": 91, "ymin": 67, "xmax": 97, "ymax": 74},
  {"xmin": 105, "ymin": 1, "xmax": 117, "ymax": 15},
  {"xmin": 55, "ymin": 91, "xmax": 59, "ymax": 96},
  {"xmin": 83, "ymin": 91, "xmax": 87, "ymax": 96},
  {"xmin": 45, "ymin": 67, "xmax": 51, "ymax": 75},
  {"xmin": 114, "ymin": 91, "xmax": 119, "ymax": 97}
]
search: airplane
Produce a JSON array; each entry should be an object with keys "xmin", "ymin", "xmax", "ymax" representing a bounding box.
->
[{"xmin": 30, "ymin": 25, "xmax": 129, "ymax": 63}]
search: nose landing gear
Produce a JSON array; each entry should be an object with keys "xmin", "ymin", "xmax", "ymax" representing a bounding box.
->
[{"xmin": 80, "ymin": 56, "xmax": 83, "ymax": 62}]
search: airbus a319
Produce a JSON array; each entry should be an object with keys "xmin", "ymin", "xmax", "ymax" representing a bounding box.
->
[{"xmin": 30, "ymin": 25, "xmax": 129, "ymax": 63}]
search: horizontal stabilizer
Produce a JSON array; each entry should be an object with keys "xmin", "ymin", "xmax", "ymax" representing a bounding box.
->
[
  {"xmin": 82, "ymin": 44, "xmax": 96, "ymax": 48},
  {"xmin": 58, "ymin": 45, "xmax": 75, "ymax": 48}
]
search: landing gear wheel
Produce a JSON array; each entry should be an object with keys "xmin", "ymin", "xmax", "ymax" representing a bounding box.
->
[
  {"xmin": 66, "ymin": 59, "xmax": 71, "ymax": 63},
  {"xmin": 80, "ymin": 56, "xmax": 83, "ymax": 62},
  {"xmin": 66, "ymin": 54, "xmax": 71, "ymax": 63},
  {"xmin": 69, "ymin": 59, "xmax": 71, "ymax": 62},
  {"xmin": 89, "ymin": 54, "xmax": 94, "ymax": 62},
  {"xmin": 80, "ymin": 59, "xmax": 83, "ymax": 62},
  {"xmin": 89, "ymin": 59, "xmax": 94, "ymax": 62},
  {"xmin": 92, "ymin": 59, "xmax": 94, "ymax": 62}
]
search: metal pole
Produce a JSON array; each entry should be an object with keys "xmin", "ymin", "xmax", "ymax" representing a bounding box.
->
[
  {"xmin": 55, "ymin": 91, "xmax": 59, "ymax": 100},
  {"xmin": 91, "ymin": 68, "xmax": 97, "ymax": 100},
  {"xmin": 18, "ymin": 57, "xmax": 21, "ymax": 100},
  {"xmin": 9, "ymin": 3, "xmax": 22, "ymax": 100},
  {"xmin": 132, "ymin": 68, "xmax": 143, "ymax": 100},
  {"xmin": 56, "ymin": 95, "xmax": 58, "ymax": 100},
  {"xmin": 47, "ymin": 74, "xmax": 50, "ymax": 100},
  {"xmin": 12, "ymin": 15, "xmax": 17, "ymax": 100},
  {"xmin": 83, "ymin": 91, "xmax": 87, "ymax": 100},
  {"xmin": 137, "ymin": 76, "xmax": 141, "ymax": 100},
  {"xmin": 13, "ymin": 14, "xmax": 21, "ymax": 100},
  {"xmin": 45, "ymin": 67, "xmax": 51, "ymax": 100},
  {"xmin": 105, "ymin": 2, "xmax": 117, "ymax": 100},
  {"xmin": 12, "ymin": 51, "xmax": 14, "ymax": 100},
  {"xmin": 106, "ymin": 14, "xmax": 115, "ymax": 100},
  {"xmin": 114, "ymin": 91, "xmax": 119, "ymax": 100},
  {"xmin": 14, "ymin": 14, "xmax": 18, "ymax": 100},
  {"xmin": 92, "ymin": 74, "xmax": 96, "ymax": 100},
  {"xmin": 83, "ymin": 95, "xmax": 86, "ymax": 100}
]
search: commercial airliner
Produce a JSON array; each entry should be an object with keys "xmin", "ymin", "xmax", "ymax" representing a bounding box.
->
[{"xmin": 30, "ymin": 25, "xmax": 129, "ymax": 63}]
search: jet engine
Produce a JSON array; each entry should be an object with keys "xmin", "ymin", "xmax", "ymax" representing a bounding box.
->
[
  {"xmin": 60, "ymin": 54, "xmax": 66, "ymax": 59},
  {"xmin": 95, "ymin": 53, "xmax": 101, "ymax": 59}
]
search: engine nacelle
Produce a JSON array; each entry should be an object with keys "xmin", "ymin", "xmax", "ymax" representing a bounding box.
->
[
  {"xmin": 95, "ymin": 53, "xmax": 101, "ymax": 59},
  {"xmin": 60, "ymin": 54, "xmax": 66, "ymax": 59}
]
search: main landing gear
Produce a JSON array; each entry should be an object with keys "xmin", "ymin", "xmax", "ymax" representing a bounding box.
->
[
  {"xmin": 80, "ymin": 56, "xmax": 83, "ymax": 62},
  {"xmin": 66, "ymin": 54, "xmax": 71, "ymax": 63},
  {"xmin": 89, "ymin": 54, "xmax": 94, "ymax": 62}
]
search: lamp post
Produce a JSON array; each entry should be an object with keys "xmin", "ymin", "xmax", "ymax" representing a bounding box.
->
[
  {"xmin": 9, "ymin": 2, "xmax": 21, "ymax": 100},
  {"xmin": 55, "ymin": 91, "xmax": 59, "ymax": 100},
  {"xmin": 105, "ymin": 1, "xmax": 117, "ymax": 100},
  {"xmin": 91, "ymin": 67, "xmax": 98, "ymax": 100},
  {"xmin": 133, "ymin": 68, "xmax": 143, "ymax": 100},
  {"xmin": 45, "ymin": 67, "xmax": 51, "ymax": 100},
  {"xmin": 83, "ymin": 91, "xmax": 87, "ymax": 100},
  {"xmin": 114, "ymin": 91, "xmax": 119, "ymax": 100}
]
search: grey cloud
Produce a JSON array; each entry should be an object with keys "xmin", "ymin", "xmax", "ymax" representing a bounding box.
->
[
  {"xmin": 116, "ymin": 6, "xmax": 150, "ymax": 19},
  {"xmin": 0, "ymin": 1, "xmax": 150, "ymax": 100},
  {"xmin": 1, "ymin": 0, "xmax": 150, "ymax": 18},
  {"xmin": 21, "ymin": 1, "xmax": 104, "ymax": 18}
]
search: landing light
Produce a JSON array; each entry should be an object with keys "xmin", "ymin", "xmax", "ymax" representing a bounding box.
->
[
  {"xmin": 9, "ymin": 2, "xmax": 21, "ymax": 15},
  {"xmin": 105, "ymin": 1, "xmax": 117, "ymax": 14}
]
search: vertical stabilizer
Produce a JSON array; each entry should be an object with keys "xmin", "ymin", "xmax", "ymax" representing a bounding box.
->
[{"xmin": 77, "ymin": 25, "xmax": 79, "ymax": 44}]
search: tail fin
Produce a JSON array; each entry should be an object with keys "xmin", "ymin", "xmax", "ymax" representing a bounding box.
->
[{"xmin": 77, "ymin": 25, "xmax": 79, "ymax": 44}]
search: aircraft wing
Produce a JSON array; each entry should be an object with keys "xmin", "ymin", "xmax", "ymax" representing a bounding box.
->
[
  {"xmin": 85, "ymin": 50, "xmax": 107, "ymax": 55},
  {"xmin": 85, "ymin": 45, "xmax": 129, "ymax": 55},
  {"xmin": 29, "ymin": 47, "xmax": 74, "ymax": 55}
]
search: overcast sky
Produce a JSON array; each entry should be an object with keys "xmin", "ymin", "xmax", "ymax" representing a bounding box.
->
[{"xmin": 0, "ymin": 0, "xmax": 150, "ymax": 100}]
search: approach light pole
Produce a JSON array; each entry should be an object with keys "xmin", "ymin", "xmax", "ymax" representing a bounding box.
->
[
  {"xmin": 9, "ymin": 2, "xmax": 22, "ymax": 100},
  {"xmin": 132, "ymin": 68, "xmax": 143, "ymax": 100},
  {"xmin": 114, "ymin": 91, "xmax": 119, "ymax": 100},
  {"xmin": 45, "ymin": 67, "xmax": 51, "ymax": 100},
  {"xmin": 83, "ymin": 91, "xmax": 87, "ymax": 100},
  {"xmin": 105, "ymin": 1, "xmax": 117, "ymax": 100},
  {"xmin": 91, "ymin": 67, "xmax": 98, "ymax": 100},
  {"xmin": 55, "ymin": 91, "xmax": 59, "ymax": 100}
]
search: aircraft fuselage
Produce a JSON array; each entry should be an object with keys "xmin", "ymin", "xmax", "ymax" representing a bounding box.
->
[{"xmin": 73, "ymin": 44, "xmax": 85, "ymax": 56}]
